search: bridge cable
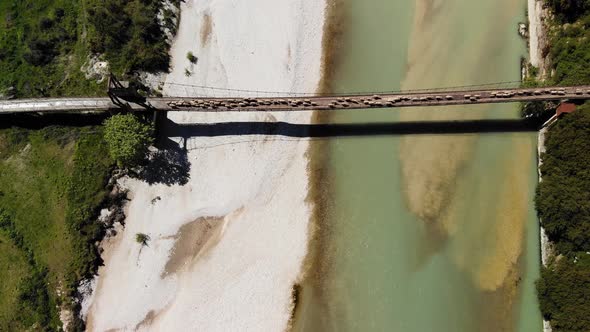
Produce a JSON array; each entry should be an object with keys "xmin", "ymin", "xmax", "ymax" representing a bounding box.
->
[{"xmin": 146, "ymin": 79, "xmax": 524, "ymax": 97}]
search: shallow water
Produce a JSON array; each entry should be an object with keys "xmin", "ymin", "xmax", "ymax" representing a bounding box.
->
[{"xmin": 295, "ymin": 0, "xmax": 542, "ymax": 331}]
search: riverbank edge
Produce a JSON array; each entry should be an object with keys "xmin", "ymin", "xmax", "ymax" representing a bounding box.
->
[
  {"xmin": 527, "ymin": 0, "xmax": 551, "ymax": 79},
  {"xmin": 536, "ymin": 122, "xmax": 555, "ymax": 332},
  {"xmin": 290, "ymin": 0, "xmax": 344, "ymax": 329},
  {"xmin": 527, "ymin": 0, "xmax": 553, "ymax": 331}
]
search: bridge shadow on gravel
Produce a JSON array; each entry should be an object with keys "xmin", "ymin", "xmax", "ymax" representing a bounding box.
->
[
  {"xmin": 163, "ymin": 118, "xmax": 539, "ymax": 138},
  {"xmin": 133, "ymin": 137, "xmax": 191, "ymax": 186}
]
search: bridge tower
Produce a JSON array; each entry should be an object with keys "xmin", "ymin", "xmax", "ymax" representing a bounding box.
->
[{"xmin": 107, "ymin": 74, "xmax": 150, "ymax": 109}]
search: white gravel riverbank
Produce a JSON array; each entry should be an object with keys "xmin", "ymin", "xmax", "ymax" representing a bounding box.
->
[{"xmin": 82, "ymin": 0, "xmax": 325, "ymax": 330}]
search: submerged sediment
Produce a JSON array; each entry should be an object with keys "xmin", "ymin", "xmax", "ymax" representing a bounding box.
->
[
  {"xmin": 291, "ymin": 0, "xmax": 346, "ymax": 329},
  {"xmin": 297, "ymin": 0, "xmax": 539, "ymax": 330},
  {"xmin": 398, "ymin": 0, "xmax": 537, "ymax": 330}
]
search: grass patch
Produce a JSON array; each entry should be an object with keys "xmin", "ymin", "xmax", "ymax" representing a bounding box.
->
[
  {"xmin": 0, "ymin": 125, "xmax": 113, "ymax": 330},
  {"xmin": 0, "ymin": 230, "xmax": 33, "ymax": 331}
]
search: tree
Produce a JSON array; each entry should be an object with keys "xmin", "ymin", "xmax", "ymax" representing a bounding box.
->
[{"xmin": 103, "ymin": 114, "xmax": 153, "ymax": 168}]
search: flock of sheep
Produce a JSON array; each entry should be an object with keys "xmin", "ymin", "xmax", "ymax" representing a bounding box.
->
[{"xmin": 164, "ymin": 87, "xmax": 584, "ymax": 111}]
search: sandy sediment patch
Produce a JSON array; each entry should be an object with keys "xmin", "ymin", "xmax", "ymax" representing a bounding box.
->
[
  {"xmin": 399, "ymin": 0, "xmax": 482, "ymax": 236},
  {"xmin": 399, "ymin": 0, "xmax": 526, "ymax": 238},
  {"xmin": 446, "ymin": 137, "xmax": 534, "ymax": 291},
  {"xmin": 162, "ymin": 214, "xmax": 228, "ymax": 276},
  {"xmin": 399, "ymin": 134, "xmax": 474, "ymax": 230},
  {"xmin": 316, "ymin": 0, "xmax": 345, "ymax": 95},
  {"xmin": 200, "ymin": 13, "xmax": 213, "ymax": 46},
  {"xmin": 399, "ymin": 0, "xmax": 535, "ymax": 329}
]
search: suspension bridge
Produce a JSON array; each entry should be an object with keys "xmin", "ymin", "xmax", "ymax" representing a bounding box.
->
[{"xmin": 0, "ymin": 77, "xmax": 588, "ymax": 114}]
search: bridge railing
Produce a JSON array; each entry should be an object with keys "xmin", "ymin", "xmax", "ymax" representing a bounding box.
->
[{"xmin": 0, "ymin": 98, "xmax": 116, "ymax": 113}]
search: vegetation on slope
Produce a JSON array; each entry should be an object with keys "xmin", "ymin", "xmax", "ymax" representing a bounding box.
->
[
  {"xmin": 0, "ymin": 1, "xmax": 98, "ymax": 97},
  {"xmin": 537, "ymin": 255, "xmax": 590, "ymax": 332},
  {"xmin": 535, "ymin": 106, "xmax": 590, "ymax": 332},
  {"xmin": 521, "ymin": 1, "xmax": 590, "ymax": 119},
  {"xmin": 86, "ymin": 0, "xmax": 181, "ymax": 74},
  {"xmin": 533, "ymin": 3, "xmax": 590, "ymax": 331},
  {"xmin": 0, "ymin": 126, "xmax": 113, "ymax": 330},
  {"xmin": 0, "ymin": 0, "xmax": 179, "ymax": 98},
  {"xmin": 537, "ymin": 106, "xmax": 590, "ymax": 254},
  {"xmin": 546, "ymin": 11, "xmax": 590, "ymax": 86},
  {"xmin": 0, "ymin": 0, "xmax": 177, "ymax": 329}
]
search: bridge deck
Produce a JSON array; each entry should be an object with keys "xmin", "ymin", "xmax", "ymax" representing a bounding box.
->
[{"xmin": 1, "ymin": 85, "xmax": 589, "ymax": 114}]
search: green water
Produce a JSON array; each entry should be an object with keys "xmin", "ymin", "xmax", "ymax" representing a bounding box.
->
[{"xmin": 295, "ymin": 0, "xmax": 542, "ymax": 331}]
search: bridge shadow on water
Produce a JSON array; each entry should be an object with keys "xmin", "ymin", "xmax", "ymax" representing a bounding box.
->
[{"xmin": 162, "ymin": 117, "xmax": 539, "ymax": 138}]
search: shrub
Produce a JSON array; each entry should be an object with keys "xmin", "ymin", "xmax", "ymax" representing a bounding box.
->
[
  {"xmin": 17, "ymin": 267, "xmax": 52, "ymax": 329},
  {"xmin": 24, "ymin": 39, "xmax": 58, "ymax": 66},
  {"xmin": 136, "ymin": 233, "xmax": 150, "ymax": 246},
  {"xmin": 104, "ymin": 114, "xmax": 153, "ymax": 168},
  {"xmin": 187, "ymin": 51, "xmax": 198, "ymax": 64}
]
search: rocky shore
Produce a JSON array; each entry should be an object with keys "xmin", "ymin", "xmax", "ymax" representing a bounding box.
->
[
  {"xmin": 528, "ymin": 0, "xmax": 551, "ymax": 80},
  {"xmin": 528, "ymin": 1, "xmax": 553, "ymax": 331}
]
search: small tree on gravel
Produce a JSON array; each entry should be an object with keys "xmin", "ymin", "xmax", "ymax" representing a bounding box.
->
[
  {"xmin": 136, "ymin": 233, "xmax": 150, "ymax": 246},
  {"xmin": 186, "ymin": 51, "xmax": 198, "ymax": 64},
  {"xmin": 104, "ymin": 114, "xmax": 153, "ymax": 168}
]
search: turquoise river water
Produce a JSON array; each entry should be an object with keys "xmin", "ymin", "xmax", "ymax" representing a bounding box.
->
[{"xmin": 294, "ymin": 0, "xmax": 543, "ymax": 331}]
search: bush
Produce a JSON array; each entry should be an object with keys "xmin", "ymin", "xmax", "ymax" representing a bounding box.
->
[
  {"xmin": 104, "ymin": 114, "xmax": 153, "ymax": 168},
  {"xmin": 17, "ymin": 267, "xmax": 53, "ymax": 329},
  {"xmin": 24, "ymin": 39, "xmax": 58, "ymax": 66}
]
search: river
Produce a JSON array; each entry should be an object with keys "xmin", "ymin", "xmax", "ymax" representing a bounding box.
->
[{"xmin": 294, "ymin": 0, "xmax": 542, "ymax": 331}]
